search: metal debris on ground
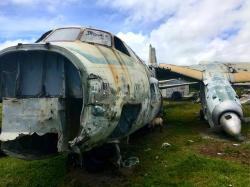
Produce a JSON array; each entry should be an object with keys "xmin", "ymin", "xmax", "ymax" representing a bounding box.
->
[
  {"xmin": 233, "ymin": 143, "xmax": 240, "ymax": 147},
  {"xmin": 217, "ymin": 152, "xmax": 224, "ymax": 156},
  {"xmin": 161, "ymin": 142, "xmax": 171, "ymax": 149},
  {"xmin": 188, "ymin": 140, "xmax": 194, "ymax": 143},
  {"xmin": 122, "ymin": 157, "xmax": 140, "ymax": 168}
]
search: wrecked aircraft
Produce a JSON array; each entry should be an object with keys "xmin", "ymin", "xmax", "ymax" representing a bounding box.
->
[
  {"xmin": 159, "ymin": 62, "xmax": 250, "ymax": 140},
  {"xmin": 0, "ymin": 27, "xmax": 162, "ymax": 166}
]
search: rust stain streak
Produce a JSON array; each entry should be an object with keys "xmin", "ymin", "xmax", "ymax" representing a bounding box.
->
[
  {"xmin": 112, "ymin": 49, "xmax": 132, "ymax": 90},
  {"xmin": 95, "ymin": 45, "xmax": 120, "ymax": 88}
]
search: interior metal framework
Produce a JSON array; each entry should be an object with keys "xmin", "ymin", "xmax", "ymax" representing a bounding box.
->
[{"xmin": 0, "ymin": 51, "xmax": 83, "ymax": 158}]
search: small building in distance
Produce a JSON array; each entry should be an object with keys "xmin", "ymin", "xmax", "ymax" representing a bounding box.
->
[
  {"xmin": 147, "ymin": 45, "xmax": 195, "ymax": 100},
  {"xmin": 159, "ymin": 79, "xmax": 190, "ymax": 100}
]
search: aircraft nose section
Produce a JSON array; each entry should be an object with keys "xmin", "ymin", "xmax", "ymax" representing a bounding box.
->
[{"xmin": 220, "ymin": 112, "xmax": 241, "ymax": 137}]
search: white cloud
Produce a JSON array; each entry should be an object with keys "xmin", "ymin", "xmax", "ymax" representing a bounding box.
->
[
  {"xmin": 0, "ymin": 15, "xmax": 66, "ymax": 38},
  {"xmin": 1, "ymin": 0, "xmax": 250, "ymax": 66},
  {"xmin": 0, "ymin": 39, "xmax": 35, "ymax": 50},
  {"xmin": 111, "ymin": 0, "xmax": 250, "ymax": 65},
  {"xmin": 100, "ymin": 0, "xmax": 183, "ymax": 24}
]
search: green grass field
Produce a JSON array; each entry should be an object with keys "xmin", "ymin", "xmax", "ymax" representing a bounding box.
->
[{"xmin": 0, "ymin": 101, "xmax": 249, "ymax": 187}]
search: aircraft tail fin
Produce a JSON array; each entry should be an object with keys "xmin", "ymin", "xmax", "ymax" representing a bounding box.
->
[{"xmin": 148, "ymin": 44, "xmax": 157, "ymax": 66}]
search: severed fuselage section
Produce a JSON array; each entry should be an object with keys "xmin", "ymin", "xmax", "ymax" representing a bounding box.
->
[
  {"xmin": 159, "ymin": 62, "xmax": 249, "ymax": 139},
  {"xmin": 0, "ymin": 27, "xmax": 162, "ymax": 159},
  {"xmin": 0, "ymin": 51, "xmax": 82, "ymax": 158}
]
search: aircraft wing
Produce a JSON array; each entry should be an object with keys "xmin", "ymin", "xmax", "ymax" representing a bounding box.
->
[
  {"xmin": 159, "ymin": 63, "xmax": 250, "ymax": 83},
  {"xmin": 159, "ymin": 64, "xmax": 203, "ymax": 81},
  {"xmin": 158, "ymin": 79, "xmax": 198, "ymax": 89},
  {"xmin": 227, "ymin": 63, "xmax": 250, "ymax": 83}
]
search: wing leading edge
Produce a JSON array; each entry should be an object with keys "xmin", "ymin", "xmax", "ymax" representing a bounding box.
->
[
  {"xmin": 159, "ymin": 64, "xmax": 203, "ymax": 81},
  {"xmin": 159, "ymin": 63, "xmax": 250, "ymax": 83}
]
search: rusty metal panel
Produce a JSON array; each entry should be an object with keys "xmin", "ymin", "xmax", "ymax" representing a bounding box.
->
[{"xmin": 0, "ymin": 98, "xmax": 65, "ymax": 142}]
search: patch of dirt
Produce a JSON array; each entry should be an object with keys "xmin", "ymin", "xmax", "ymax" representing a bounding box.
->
[
  {"xmin": 198, "ymin": 141, "xmax": 250, "ymax": 165},
  {"xmin": 197, "ymin": 126, "xmax": 250, "ymax": 165},
  {"xmin": 200, "ymin": 127, "xmax": 238, "ymax": 140},
  {"xmin": 62, "ymin": 165, "xmax": 139, "ymax": 187}
]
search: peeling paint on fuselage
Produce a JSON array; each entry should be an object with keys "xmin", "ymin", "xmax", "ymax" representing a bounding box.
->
[
  {"xmin": 0, "ymin": 27, "xmax": 162, "ymax": 158},
  {"xmin": 200, "ymin": 64, "xmax": 243, "ymax": 134}
]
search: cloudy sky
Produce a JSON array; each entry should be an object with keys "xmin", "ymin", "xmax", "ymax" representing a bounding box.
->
[{"xmin": 0, "ymin": 0, "xmax": 249, "ymax": 65}]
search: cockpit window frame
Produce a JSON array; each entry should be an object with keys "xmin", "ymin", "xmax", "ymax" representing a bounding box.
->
[
  {"xmin": 80, "ymin": 28, "xmax": 113, "ymax": 48},
  {"xmin": 41, "ymin": 27, "xmax": 136, "ymax": 59},
  {"xmin": 43, "ymin": 27, "xmax": 82, "ymax": 42}
]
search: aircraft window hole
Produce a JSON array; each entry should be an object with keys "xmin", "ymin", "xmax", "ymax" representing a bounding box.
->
[{"xmin": 114, "ymin": 36, "xmax": 131, "ymax": 56}]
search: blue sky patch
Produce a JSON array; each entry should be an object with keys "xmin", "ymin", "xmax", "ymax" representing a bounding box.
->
[{"xmin": 218, "ymin": 27, "xmax": 240, "ymax": 40}]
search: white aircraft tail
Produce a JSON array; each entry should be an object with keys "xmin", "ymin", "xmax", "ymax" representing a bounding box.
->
[{"xmin": 148, "ymin": 44, "xmax": 157, "ymax": 66}]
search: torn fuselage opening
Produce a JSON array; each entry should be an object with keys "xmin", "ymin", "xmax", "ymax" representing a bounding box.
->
[
  {"xmin": 110, "ymin": 104, "xmax": 141, "ymax": 139},
  {"xmin": 2, "ymin": 133, "xmax": 58, "ymax": 159},
  {"xmin": 0, "ymin": 50, "xmax": 83, "ymax": 158}
]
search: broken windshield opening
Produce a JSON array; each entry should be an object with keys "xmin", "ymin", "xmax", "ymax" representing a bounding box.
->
[
  {"xmin": 0, "ymin": 51, "xmax": 83, "ymax": 157},
  {"xmin": 0, "ymin": 51, "xmax": 82, "ymax": 98},
  {"xmin": 44, "ymin": 28, "xmax": 81, "ymax": 42}
]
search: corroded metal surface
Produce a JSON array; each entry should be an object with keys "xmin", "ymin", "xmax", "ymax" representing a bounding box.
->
[
  {"xmin": 0, "ymin": 98, "xmax": 64, "ymax": 141},
  {"xmin": 0, "ymin": 27, "xmax": 162, "ymax": 158},
  {"xmin": 159, "ymin": 61, "xmax": 250, "ymax": 138}
]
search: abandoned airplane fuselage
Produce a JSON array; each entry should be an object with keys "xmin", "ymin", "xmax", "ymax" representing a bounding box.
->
[
  {"xmin": 0, "ymin": 27, "xmax": 162, "ymax": 159},
  {"xmin": 200, "ymin": 64, "xmax": 243, "ymax": 137},
  {"xmin": 160, "ymin": 62, "xmax": 246, "ymax": 139}
]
